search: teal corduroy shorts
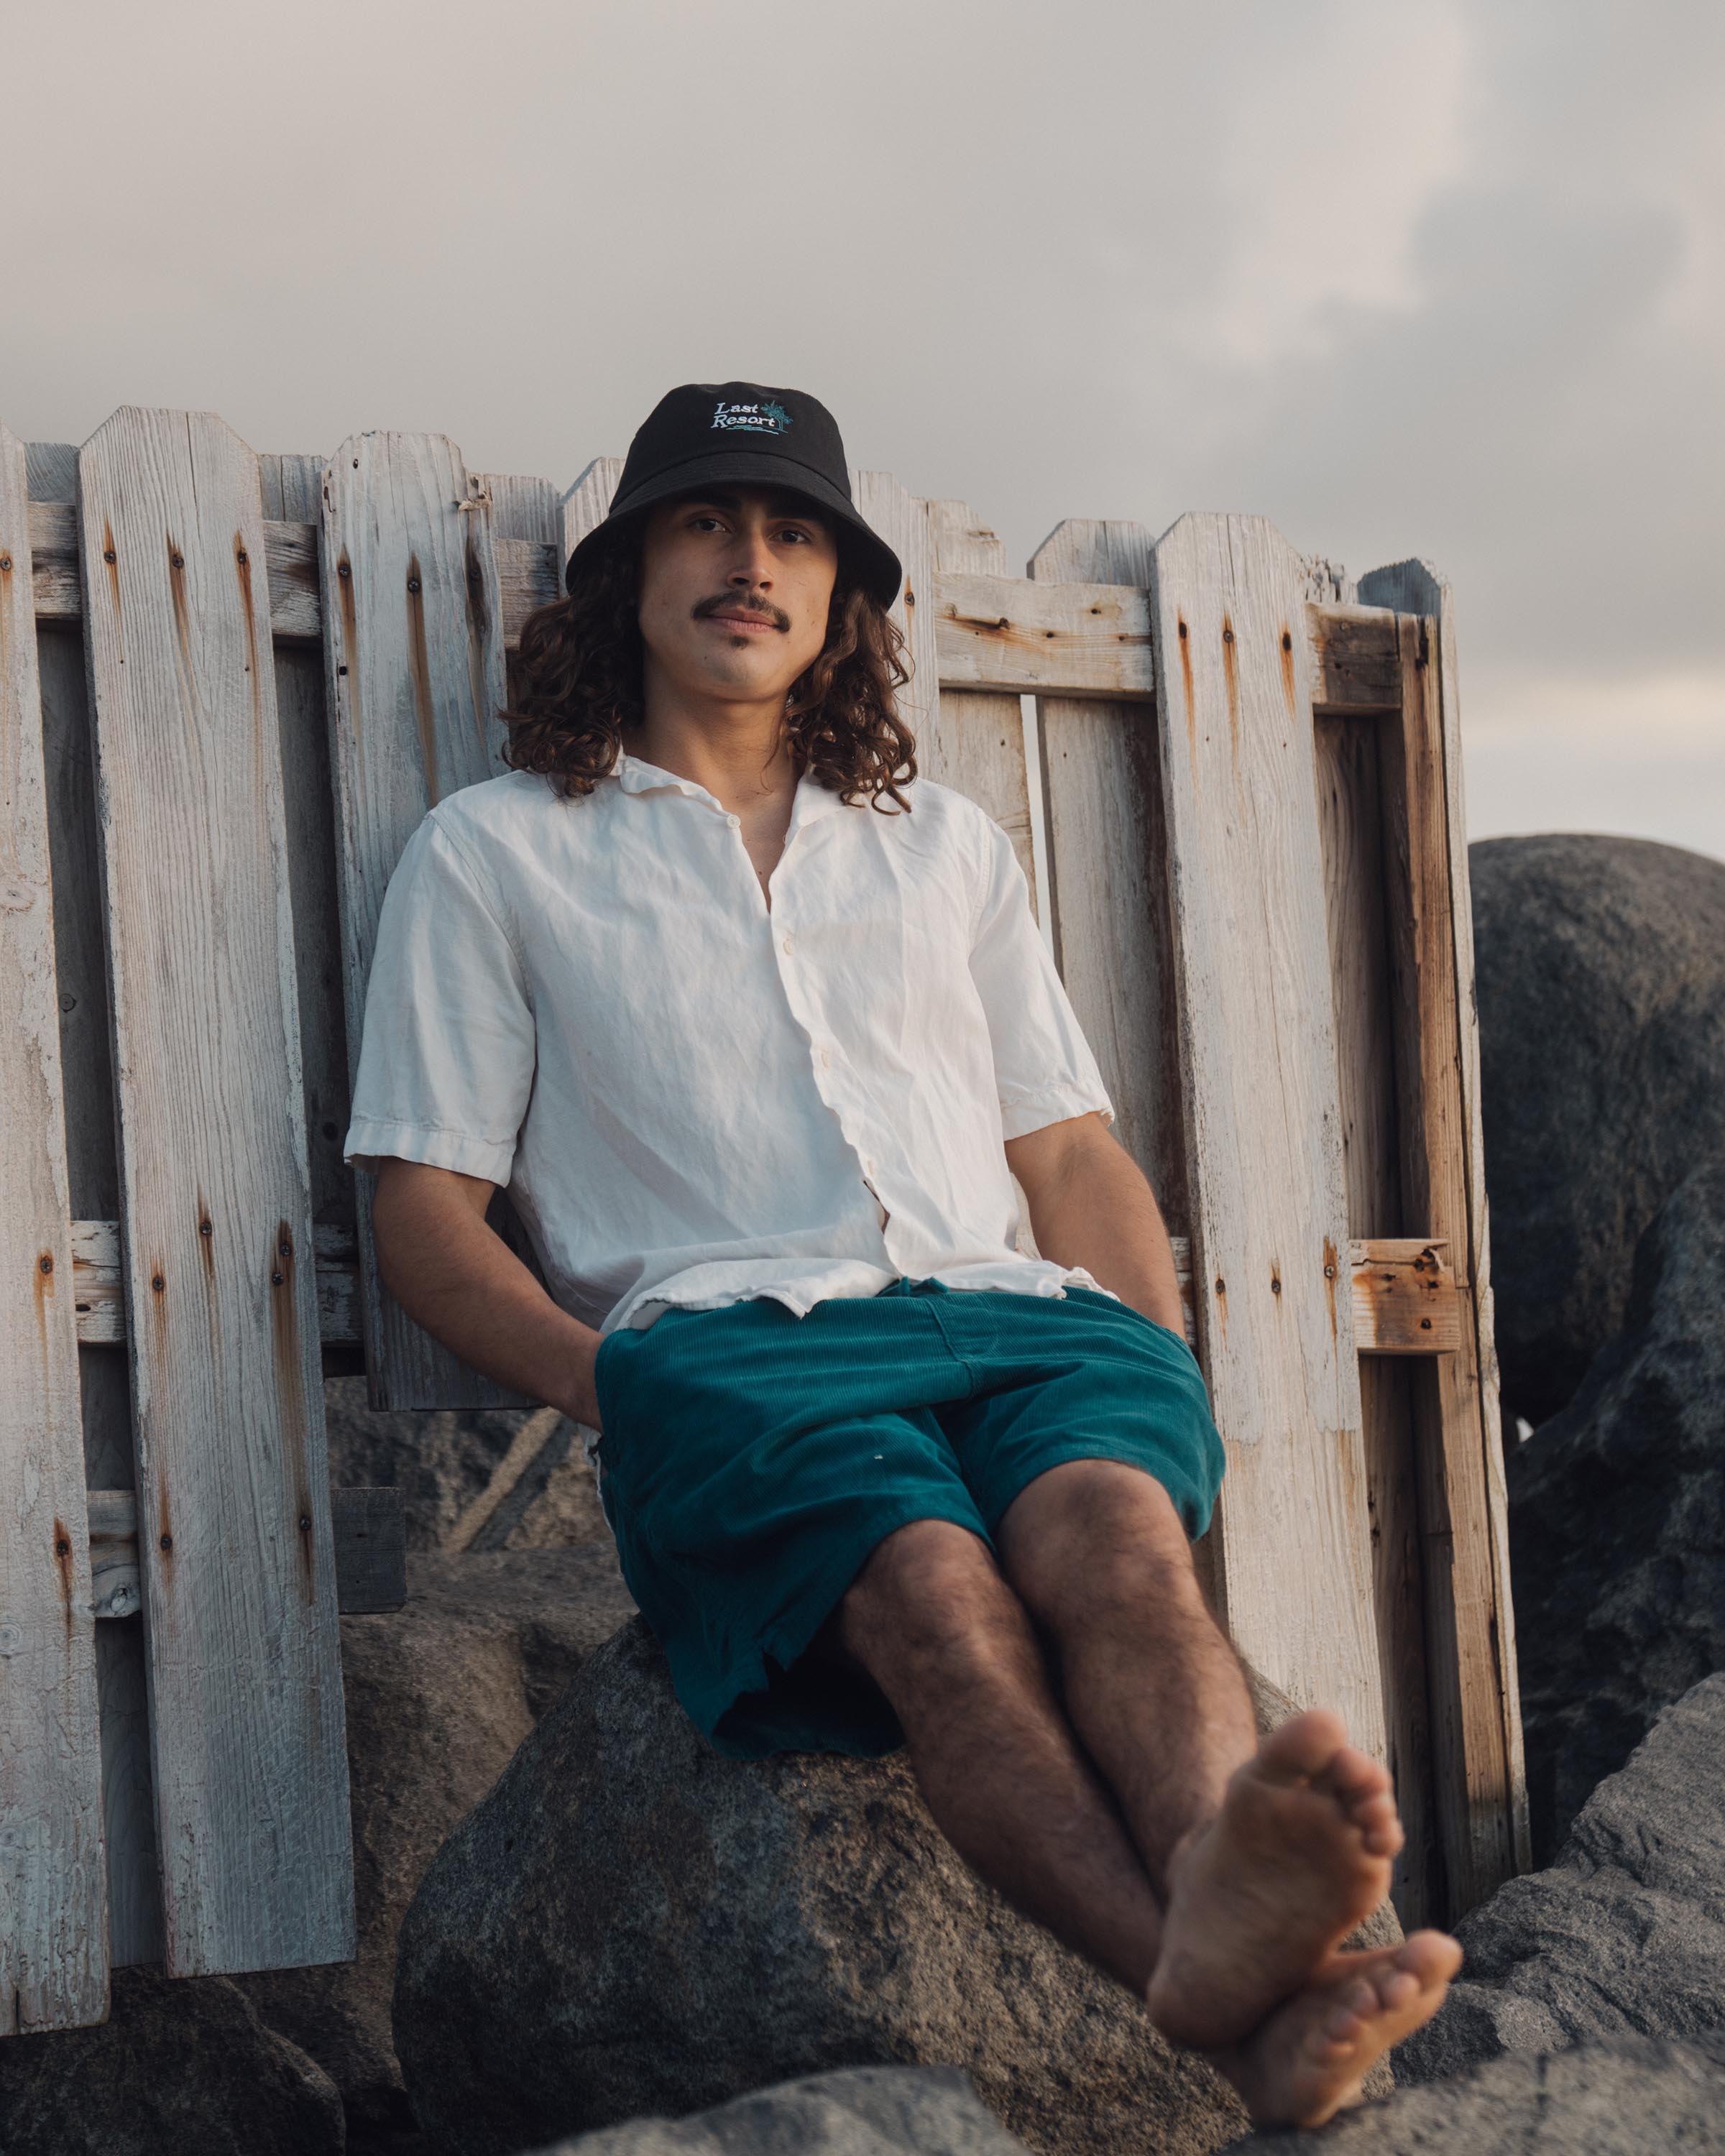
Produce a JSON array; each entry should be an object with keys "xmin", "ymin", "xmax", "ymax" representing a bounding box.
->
[{"xmin": 592, "ymin": 1278, "xmax": 1225, "ymax": 1759}]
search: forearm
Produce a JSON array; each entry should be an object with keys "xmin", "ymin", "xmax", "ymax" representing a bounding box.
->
[
  {"xmin": 1012, "ymin": 1128, "xmax": 1186, "ymax": 1337},
  {"xmin": 371, "ymin": 1164, "xmax": 602, "ymax": 1427}
]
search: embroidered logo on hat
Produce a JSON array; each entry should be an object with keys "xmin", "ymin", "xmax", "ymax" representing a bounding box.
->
[{"xmin": 711, "ymin": 397, "xmax": 792, "ymax": 435}]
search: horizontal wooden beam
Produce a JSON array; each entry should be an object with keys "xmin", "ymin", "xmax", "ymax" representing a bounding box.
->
[
  {"xmin": 933, "ymin": 571, "xmax": 1156, "ymax": 699},
  {"xmin": 70, "ymin": 1219, "xmax": 1455, "ymax": 1358},
  {"xmin": 28, "ymin": 502, "xmax": 1404, "ymax": 715},
  {"xmin": 86, "ymin": 1485, "xmax": 405, "ymax": 1619}
]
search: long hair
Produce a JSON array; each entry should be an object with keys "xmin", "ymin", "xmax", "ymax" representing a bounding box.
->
[{"xmin": 500, "ymin": 524, "xmax": 916, "ymax": 810}]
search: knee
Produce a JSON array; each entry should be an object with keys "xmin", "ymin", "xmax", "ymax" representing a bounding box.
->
[
  {"xmin": 999, "ymin": 1460, "xmax": 1205, "ymax": 1634},
  {"xmin": 840, "ymin": 1519, "xmax": 1020, "ymax": 1683}
]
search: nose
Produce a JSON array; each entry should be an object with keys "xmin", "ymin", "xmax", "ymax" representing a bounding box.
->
[{"xmin": 725, "ymin": 521, "xmax": 775, "ymax": 589}]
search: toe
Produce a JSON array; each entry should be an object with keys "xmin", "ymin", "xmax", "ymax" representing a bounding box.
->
[{"xmin": 1256, "ymin": 1708, "xmax": 1351, "ymax": 1783}]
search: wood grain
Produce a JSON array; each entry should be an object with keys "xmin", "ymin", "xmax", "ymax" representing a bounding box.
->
[
  {"xmin": 1030, "ymin": 520, "xmax": 1187, "ymax": 1227},
  {"xmin": 1149, "ymin": 512, "xmax": 1383, "ymax": 1754},
  {"xmin": 1363, "ymin": 570, "xmax": 1527, "ymax": 1914},
  {"xmin": 0, "ymin": 421, "xmax": 109, "ymax": 2033},
  {"xmin": 321, "ymin": 433, "xmax": 530, "ymax": 1413},
  {"xmin": 27, "ymin": 445, "xmax": 164, "ymax": 1972},
  {"xmin": 924, "ymin": 502, "xmax": 1037, "ymax": 895},
  {"xmin": 78, "ymin": 406, "xmax": 353, "ymax": 1977},
  {"xmin": 937, "ymin": 571, "xmax": 1156, "ymax": 699}
]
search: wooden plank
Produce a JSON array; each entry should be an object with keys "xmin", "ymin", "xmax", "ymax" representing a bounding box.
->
[
  {"xmin": 1315, "ymin": 707, "xmax": 1438, "ymax": 1922},
  {"xmin": 924, "ymin": 502, "xmax": 1037, "ymax": 896},
  {"xmin": 937, "ymin": 571, "xmax": 1156, "ymax": 699},
  {"xmin": 561, "ymin": 456, "xmax": 625, "ymax": 557},
  {"xmin": 0, "ymin": 422, "xmax": 109, "ymax": 2034},
  {"xmin": 1309, "ymin": 604, "xmax": 1402, "ymax": 715},
  {"xmin": 1361, "ymin": 562, "xmax": 1528, "ymax": 1911},
  {"xmin": 321, "ymin": 431, "xmax": 532, "ymax": 1413},
  {"xmin": 66, "ymin": 1215, "xmax": 1461, "ymax": 1360},
  {"xmin": 87, "ymin": 1488, "xmax": 407, "ymax": 1621},
  {"xmin": 1029, "ymin": 520, "xmax": 1188, "ymax": 1227},
  {"xmin": 28, "ymin": 446, "xmax": 164, "ymax": 1972},
  {"xmin": 850, "ymin": 471, "xmax": 941, "ymax": 769},
  {"xmin": 77, "ymin": 405, "xmax": 354, "ymax": 1976},
  {"xmin": 1149, "ymin": 512, "xmax": 1384, "ymax": 1755}
]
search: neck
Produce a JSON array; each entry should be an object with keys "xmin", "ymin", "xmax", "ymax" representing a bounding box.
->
[{"xmin": 631, "ymin": 669, "xmax": 799, "ymax": 816}]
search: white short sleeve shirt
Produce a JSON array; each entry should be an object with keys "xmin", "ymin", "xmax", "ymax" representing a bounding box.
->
[{"xmin": 344, "ymin": 757, "xmax": 1116, "ymax": 1337}]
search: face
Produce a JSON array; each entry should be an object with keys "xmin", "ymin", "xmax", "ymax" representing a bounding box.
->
[{"xmin": 635, "ymin": 485, "xmax": 841, "ymax": 711}]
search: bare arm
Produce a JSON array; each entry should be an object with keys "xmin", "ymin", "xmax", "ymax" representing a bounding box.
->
[
  {"xmin": 369, "ymin": 1158, "xmax": 603, "ymax": 1428},
  {"xmin": 1003, "ymin": 1112, "xmax": 1186, "ymax": 1338}
]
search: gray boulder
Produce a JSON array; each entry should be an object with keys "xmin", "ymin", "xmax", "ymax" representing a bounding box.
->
[
  {"xmin": 521, "ymin": 2065, "xmax": 1029, "ymax": 2155},
  {"xmin": 240, "ymin": 1545, "xmax": 635, "ymax": 2147},
  {"xmin": 1233, "ymin": 2035, "xmax": 1725, "ymax": 2155},
  {"xmin": 1470, "ymin": 834, "xmax": 1725, "ymax": 1428},
  {"xmin": 395, "ymin": 1618, "xmax": 1399, "ymax": 2156},
  {"xmin": 1396, "ymin": 1674, "xmax": 1725, "ymax": 2084},
  {"xmin": 1506, "ymin": 1159, "xmax": 1725, "ymax": 1853},
  {"xmin": 0, "ymin": 1966, "xmax": 344, "ymax": 2156}
]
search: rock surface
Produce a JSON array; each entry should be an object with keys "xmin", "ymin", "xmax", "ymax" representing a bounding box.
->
[
  {"xmin": 1397, "ymin": 1675, "xmax": 1725, "ymax": 2083},
  {"xmin": 1470, "ymin": 834, "xmax": 1725, "ymax": 1428},
  {"xmin": 241, "ymin": 1545, "xmax": 635, "ymax": 2149},
  {"xmin": 0, "ymin": 1967, "xmax": 344, "ymax": 2156},
  {"xmin": 395, "ymin": 1618, "xmax": 1398, "ymax": 2156},
  {"xmin": 1233, "ymin": 2035, "xmax": 1725, "ymax": 2155},
  {"xmin": 1506, "ymin": 1161, "xmax": 1725, "ymax": 1853},
  {"xmin": 521, "ymin": 2064, "xmax": 1030, "ymax": 2155}
]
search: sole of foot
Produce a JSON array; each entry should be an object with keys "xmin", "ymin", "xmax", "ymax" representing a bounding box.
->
[
  {"xmin": 1211, "ymin": 1931, "xmax": 1463, "ymax": 2129},
  {"xmin": 1146, "ymin": 1708, "xmax": 1404, "ymax": 2050}
]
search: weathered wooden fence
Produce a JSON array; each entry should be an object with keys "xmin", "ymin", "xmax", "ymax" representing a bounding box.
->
[{"xmin": 1, "ymin": 405, "xmax": 1526, "ymax": 2037}]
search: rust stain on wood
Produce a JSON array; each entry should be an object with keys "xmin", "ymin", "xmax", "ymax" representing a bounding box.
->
[
  {"xmin": 405, "ymin": 552, "xmax": 441, "ymax": 805},
  {"xmin": 101, "ymin": 520, "xmax": 121, "ymax": 619},
  {"xmin": 52, "ymin": 1516, "xmax": 75, "ymax": 1634},
  {"xmin": 1177, "ymin": 615, "xmax": 1195, "ymax": 757},
  {"xmin": 196, "ymin": 1193, "xmax": 215, "ymax": 1277},
  {"xmin": 1221, "ymin": 615, "xmax": 1241, "ymax": 770},
  {"xmin": 1322, "ymin": 1235, "xmax": 1339, "ymax": 1345},
  {"xmin": 1280, "ymin": 625, "xmax": 1297, "ymax": 713}
]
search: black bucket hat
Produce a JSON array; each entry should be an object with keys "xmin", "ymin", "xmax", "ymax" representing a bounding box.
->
[{"xmin": 564, "ymin": 380, "xmax": 902, "ymax": 607}]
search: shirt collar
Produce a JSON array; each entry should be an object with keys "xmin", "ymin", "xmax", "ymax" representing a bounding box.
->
[{"xmin": 612, "ymin": 752, "xmax": 849, "ymax": 831}]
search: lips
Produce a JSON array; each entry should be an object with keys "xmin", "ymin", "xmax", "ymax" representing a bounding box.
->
[{"xmin": 704, "ymin": 609, "xmax": 783, "ymax": 632}]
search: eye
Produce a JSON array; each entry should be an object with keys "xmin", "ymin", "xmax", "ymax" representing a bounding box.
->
[{"xmin": 776, "ymin": 525, "xmax": 814, "ymax": 545}]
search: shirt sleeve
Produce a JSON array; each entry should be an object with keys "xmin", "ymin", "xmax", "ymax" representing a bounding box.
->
[
  {"xmin": 342, "ymin": 812, "xmax": 537, "ymax": 1184},
  {"xmin": 967, "ymin": 812, "xmax": 1115, "ymax": 1141}
]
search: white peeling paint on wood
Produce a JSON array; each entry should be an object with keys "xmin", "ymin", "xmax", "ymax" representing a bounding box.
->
[
  {"xmin": 1149, "ymin": 512, "xmax": 1384, "ymax": 1756},
  {"xmin": 77, "ymin": 405, "xmax": 352, "ymax": 1978},
  {"xmin": 0, "ymin": 420, "xmax": 109, "ymax": 2035}
]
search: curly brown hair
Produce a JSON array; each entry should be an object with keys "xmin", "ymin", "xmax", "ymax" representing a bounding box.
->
[{"xmin": 500, "ymin": 517, "xmax": 916, "ymax": 810}]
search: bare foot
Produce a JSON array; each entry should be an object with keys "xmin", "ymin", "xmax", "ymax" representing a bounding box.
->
[
  {"xmin": 1210, "ymin": 1931, "xmax": 1462, "ymax": 2128},
  {"xmin": 1146, "ymin": 1708, "xmax": 1403, "ymax": 2049}
]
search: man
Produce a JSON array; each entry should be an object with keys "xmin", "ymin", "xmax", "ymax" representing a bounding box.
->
[{"xmin": 344, "ymin": 380, "xmax": 1460, "ymax": 2128}]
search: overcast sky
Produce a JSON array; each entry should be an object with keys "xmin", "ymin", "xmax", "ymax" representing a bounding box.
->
[{"xmin": 6, "ymin": 0, "xmax": 1721, "ymax": 858}]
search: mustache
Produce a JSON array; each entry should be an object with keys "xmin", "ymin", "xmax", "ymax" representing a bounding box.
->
[{"xmin": 691, "ymin": 591, "xmax": 791, "ymax": 632}]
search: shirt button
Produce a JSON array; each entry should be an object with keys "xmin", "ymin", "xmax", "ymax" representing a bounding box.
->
[
  {"xmin": 726, "ymin": 814, "xmax": 740, "ymax": 829},
  {"xmin": 819, "ymin": 1048, "xmax": 832, "ymax": 1069},
  {"xmin": 864, "ymin": 1157, "xmax": 877, "ymax": 1176},
  {"xmin": 782, "ymin": 935, "xmax": 794, "ymax": 955}
]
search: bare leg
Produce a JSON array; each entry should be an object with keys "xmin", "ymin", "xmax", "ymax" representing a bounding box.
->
[
  {"xmin": 998, "ymin": 1461, "xmax": 1411, "ymax": 2050},
  {"xmin": 835, "ymin": 1519, "xmax": 1167, "ymax": 1989}
]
